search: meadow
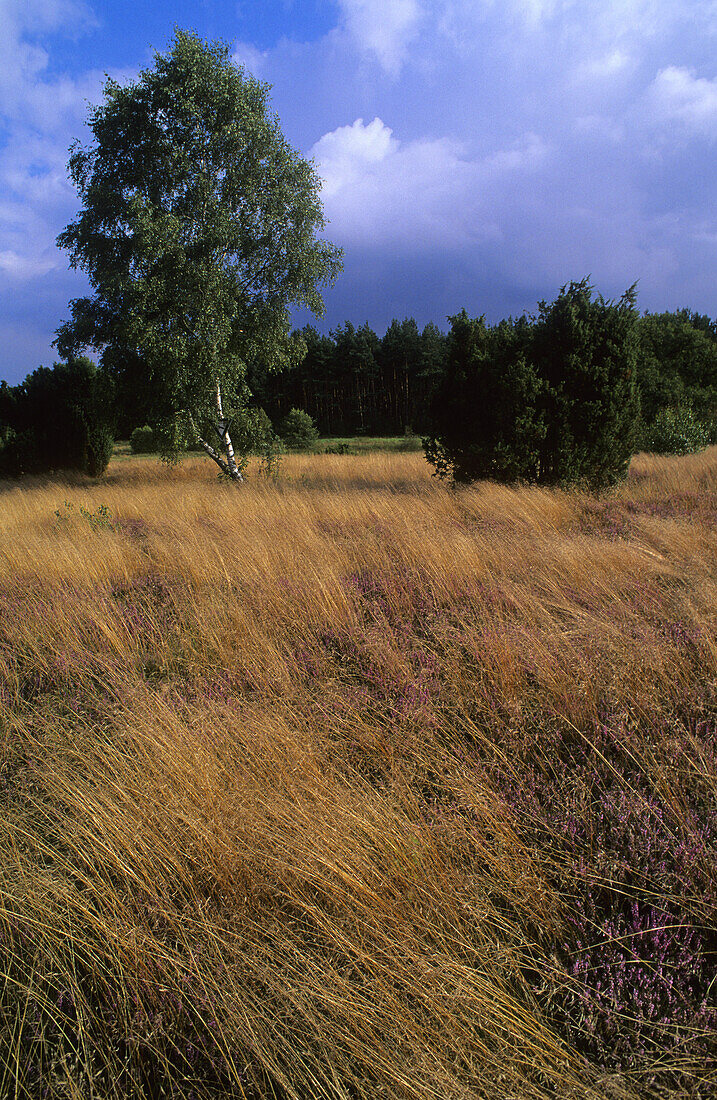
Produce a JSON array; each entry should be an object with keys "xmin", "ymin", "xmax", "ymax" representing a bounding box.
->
[{"xmin": 1, "ymin": 447, "xmax": 715, "ymax": 1099}]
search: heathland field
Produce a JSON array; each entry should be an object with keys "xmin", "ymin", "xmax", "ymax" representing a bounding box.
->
[{"xmin": 1, "ymin": 449, "xmax": 716, "ymax": 1099}]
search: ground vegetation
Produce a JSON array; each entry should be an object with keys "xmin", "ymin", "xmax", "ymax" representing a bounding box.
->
[{"xmin": 1, "ymin": 447, "xmax": 715, "ymax": 1098}]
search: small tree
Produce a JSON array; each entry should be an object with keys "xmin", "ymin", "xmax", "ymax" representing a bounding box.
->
[
  {"xmin": 55, "ymin": 29, "xmax": 341, "ymax": 479},
  {"xmin": 424, "ymin": 311, "xmax": 545, "ymax": 483},
  {"xmin": 279, "ymin": 408, "xmax": 319, "ymax": 450}
]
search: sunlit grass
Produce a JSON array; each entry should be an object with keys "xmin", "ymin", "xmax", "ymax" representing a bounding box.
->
[{"xmin": 1, "ymin": 447, "xmax": 716, "ymax": 1098}]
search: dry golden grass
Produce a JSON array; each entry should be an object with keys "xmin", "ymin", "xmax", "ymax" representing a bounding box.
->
[{"xmin": 1, "ymin": 448, "xmax": 716, "ymax": 1098}]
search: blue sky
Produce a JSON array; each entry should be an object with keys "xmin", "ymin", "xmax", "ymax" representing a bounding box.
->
[{"xmin": 1, "ymin": 0, "xmax": 716, "ymax": 384}]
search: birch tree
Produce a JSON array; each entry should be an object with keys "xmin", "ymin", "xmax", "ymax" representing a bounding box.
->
[{"xmin": 55, "ymin": 28, "xmax": 342, "ymax": 476}]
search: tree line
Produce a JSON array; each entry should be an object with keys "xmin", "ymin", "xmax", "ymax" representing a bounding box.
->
[
  {"xmin": 2, "ymin": 286, "xmax": 715, "ymax": 483},
  {"xmin": 246, "ymin": 318, "xmax": 447, "ymax": 439},
  {"xmin": 248, "ymin": 299, "xmax": 717, "ymax": 451}
]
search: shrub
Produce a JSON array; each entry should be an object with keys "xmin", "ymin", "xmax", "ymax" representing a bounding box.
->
[
  {"xmin": 279, "ymin": 407, "xmax": 319, "ymax": 451},
  {"xmin": 227, "ymin": 406, "xmax": 281, "ymax": 456},
  {"xmin": 0, "ymin": 359, "xmax": 114, "ymax": 477},
  {"xmin": 0, "ymin": 428, "xmax": 34, "ymax": 477},
  {"xmin": 325, "ymin": 442, "xmax": 355, "ymax": 455},
  {"xmin": 86, "ymin": 424, "xmax": 115, "ymax": 477},
  {"xmin": 424, "ymin": 281, "xmax": 641, "ymax": 491},
  {"xmin": 636, "ymin": 310, "xmax": 717, "ymax": 427},
  {"xmin": 642, "ymin": 405, "xmax": 711, "ymax": 456},
  {"xmin": 130, "ymin": 425, "xmax": 156, "ymax": 454}
]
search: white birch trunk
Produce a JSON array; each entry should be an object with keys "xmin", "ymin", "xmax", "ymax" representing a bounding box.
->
[
  {"xmin": 197, "ymin": 381, "xmax": 243, "ymax": 480},
  {"xmin": 215, "ymin": 382, "xmax": 242, "ymax": 480}
]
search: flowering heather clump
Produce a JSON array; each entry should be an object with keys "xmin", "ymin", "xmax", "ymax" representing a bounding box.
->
[
  {"xmin": 578, "ymin": 486, "xmax": 717, "ymax": 539},
  {"xmin": 304, "ymin": 622, "xmax": 439, "ymax": 726},
  {"xmin": 492, "ymin": 714, "xmax": 717, "ymax": 1094},
  {"xmin": 115, "ymin": 514, "xmax": 152, "ymax": 541},
  {"xmin": 625, "ymin": 489, "xmax": 717, "ymax": 523},
  {"xmin": 578, "ymin": 500, "xmax": 634, "ymax": 540},
  {"xmin": 562, "ymin": 898, "xmax": 715, "ymax": 1078}
]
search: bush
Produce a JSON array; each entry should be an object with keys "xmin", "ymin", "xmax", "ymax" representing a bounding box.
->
[
  {"xmin": 130, "ymin": 425, "xmax": 156, "ymax": 454},
  {"xmin": 424, "ymin": 281, "xmax": 641, "ymax": 491},
  {"xmin": 0, "ymin": 428, "xmax": 34, "ymax": 477},
  {"xmin": 86, "ymin": 424, "xmax": 115, "ymax": 477},
  {"xmin": 642, "ymin": 405, "xmax": 711, "ymax": 455},
  {"xmin": 636, "ymin": 310, "xmax": 717, "ymax": 427},
  {"xmin": 227, "ymin": 406, "xmax": 281, "ymax": 456},
  {"xmin": 0, "ymin": 359, "xmax": 114, "ymax": 477},
  {"xmin": 532, "ymin": 281, "xmax": 641, "ymax": 488},
  {"xmin": 279, "ymin": 408, "xmax": 319, "ymax": 451}
]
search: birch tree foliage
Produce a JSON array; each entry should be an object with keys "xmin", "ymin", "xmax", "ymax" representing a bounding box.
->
[{"xmin": 55, "ymin": 28, "xmax": 342, "ymax": 473}]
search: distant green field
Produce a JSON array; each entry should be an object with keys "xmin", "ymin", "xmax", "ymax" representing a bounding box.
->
[
  {"xmin": 113, "ymin": 435, "xmax": 424, "ymax": 459},
  {"xmin": 317, "ymin": 435, "xmax": 422, "ymax": 454}
]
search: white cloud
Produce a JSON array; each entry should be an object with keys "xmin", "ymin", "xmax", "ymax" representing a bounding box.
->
[
  {"xmin": 0, "ymin": 0, "xmax": 112, "ymax": 302},
  {"xmin": 311, "ymin": 117, "xmax": 472, "ymax": 244},
  {"xmin": 310, "ymin": 118, "xmax": 549, "ymax": 248},
  {"xmin": 309, "ymin": 117, "xmax": 398, "ymax": 197},
  {"xmin": 0, "ymin": 0, "xmax": 97, "ymax": 128},
  {"xmin": 436, "ymin": 0, "xmax": 712, "ymax": 81},
  {"xmin": 692, "ymin": 218, "xmax": 717, "ymax": 245},
  {"xmin": 0, "ymin": 106, "xmax": 98, "ymax": 291},
  {"xmin": 439, "ymin": 0, "xmax": 694, "ymax": 36},
  {"xmin": 513, "ymin": 0, "xmax": 563, "ymax": 27},
  {"xmin": 648, "ymin": 66, "xmax": 717, "ymax": 136},
  {"xmin": 574, "ymin": 48, "xmax": 632, "ymax": 80},
  {"xmin": 482, "ymin": 132, "xmax": 548, "ymax": 172},
  {"xmin": 573, "ymin": 114, "xmax": 625, "ymax": 142},
  {"xmin": 336, "ymin": 0, "xmax": 422, "ymax": 75},
  {"xmin": 0, "ymin": 0, "xmax": 93, "ymax": 34}
]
